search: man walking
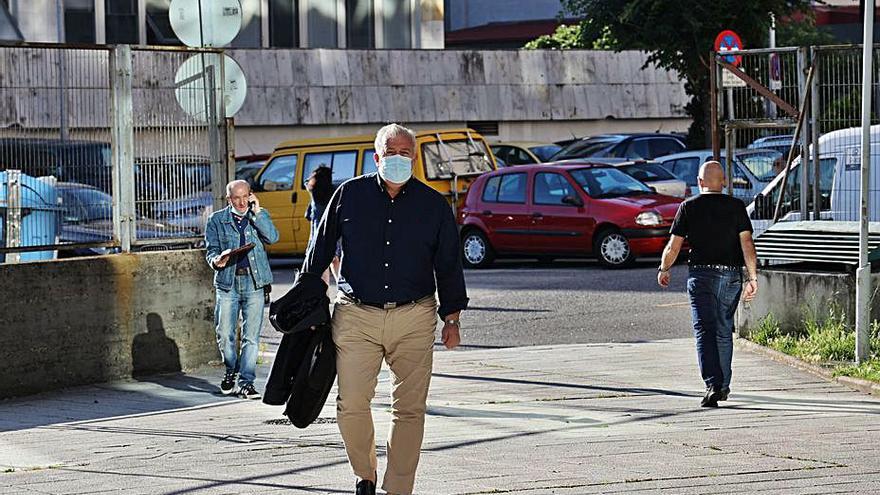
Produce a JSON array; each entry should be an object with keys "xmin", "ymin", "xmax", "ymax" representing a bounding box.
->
[
  {"xmin": 303, "ymin": 123, "xmax": 468, "ymax": 495},
  {"xmin": 206, "ymin": 179, "xmax": 279, "ymax": 399},
  {"xmin": 657, "ymin": 161, "xmax": 758, "ymax": 408}
]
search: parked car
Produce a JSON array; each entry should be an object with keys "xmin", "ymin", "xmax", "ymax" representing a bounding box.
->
[
  {"xmin": 550, "ymin": 133, "xmax": 686, "ymax": 162},
  {"xmin": 151, "ymin": 190, "xmax": 213, "ymax": 233},
  {"xmin": 491, "ymin": 142, "xmax": 562, "ymax": 166},
  {"xmin": 656, "ymin": 149, "xmax": 780, "ymax": 201},
  {"xmin": 57, "ymin": 182, "xmax": 195, "ymax": 257},
  {"xmin": 0, "ymin": 138, "xmax": 112, "ymax": 192},
  {"xmin": 458, "ymin": 163, "xmax": 682, "ymax": 268},
  {"xmin": 747, "ymin": 134, "xmax": 795, "ymax": 155},
  {"xmin": 255, "ymin": 128, "xmax": 497, "ymax": 255},
  {"xmin": 580, "ymin": 158, "xmax": 688, "ymax": 197},
  {"xmin": 235, "ymin": 154, "xmax": 270, "ymax": 186}
]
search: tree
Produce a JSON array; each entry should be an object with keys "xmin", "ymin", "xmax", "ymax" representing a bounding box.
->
[{"xmin": 558, "ymin": 0, "xmax": 812, "ymax": 147}]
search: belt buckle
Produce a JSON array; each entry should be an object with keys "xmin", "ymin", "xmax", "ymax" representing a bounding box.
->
[{"xmin": 383, "ymin": 302, "xmax": 397, "ymax": 310}]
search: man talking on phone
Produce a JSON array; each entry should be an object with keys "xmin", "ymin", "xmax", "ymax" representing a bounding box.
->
[{"xmin": 205, "ymin": 179, "xmax": 279, "ymax": 398}]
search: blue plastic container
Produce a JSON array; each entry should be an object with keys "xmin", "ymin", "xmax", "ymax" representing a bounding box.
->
[{"xmin": 0, "ymin": 171, "xmax": 60, "ymax": 263}]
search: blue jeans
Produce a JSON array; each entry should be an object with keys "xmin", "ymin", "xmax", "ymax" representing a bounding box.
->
[
  {"xmin": 687, "ymin": 267, "xmax": 743, "ymax": 390},
  {"xmin": 215, "ymin": 273, "xmax": 265, "ymax": 386}
]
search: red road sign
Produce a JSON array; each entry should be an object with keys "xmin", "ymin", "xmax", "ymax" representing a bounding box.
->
[{"xmin": 714, "ymin": 30, "xmax": 743, "ymax": 67}]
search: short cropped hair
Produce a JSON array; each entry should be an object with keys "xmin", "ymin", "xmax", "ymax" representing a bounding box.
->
[
  {"xmin": 225, "ymin": 179, "xmax": 250, "ymax": 198},
  {"xmin": 374, "ymin": 123, "xmax": 416, "ymax": 157}
]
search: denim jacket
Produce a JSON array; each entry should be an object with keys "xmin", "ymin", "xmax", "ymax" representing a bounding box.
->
[{"xmin": 205, "ymin": 206, "xmax": 279, "ymax": 290}]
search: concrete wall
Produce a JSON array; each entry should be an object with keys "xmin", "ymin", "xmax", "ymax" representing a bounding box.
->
[
  {"xmin": 737, "ymin": 268, "xmax": 880, "ymax": 337},
  {"xmin": 0, "ymin": 250, "xmax": 217, "ymax": 398}
]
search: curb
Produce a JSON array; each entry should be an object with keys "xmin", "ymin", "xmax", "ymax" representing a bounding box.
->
[{"xmin": 735, "ymin": 337, "xmax": 880, "ymax": 398}]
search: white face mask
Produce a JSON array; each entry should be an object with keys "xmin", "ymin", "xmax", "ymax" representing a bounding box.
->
[{"xmin": 379, "ymin": 155, "xmax": 413, "ymax": 184}]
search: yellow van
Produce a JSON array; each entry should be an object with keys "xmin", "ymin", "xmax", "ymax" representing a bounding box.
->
[{"xmin": 253, "ymin": 128, "xmax": 497, "ymax": 255}]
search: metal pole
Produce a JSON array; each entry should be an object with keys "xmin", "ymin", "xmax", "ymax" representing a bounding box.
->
[
  {"xmin": 798, "ymin": 47, "xmax": 810, "ymax": 220},
  {"xmin": 725, "ymin": 125, "xmax": 735, "ymax": 196},
  {"xmin": 56, "ymin": 0, "xmax": 68, "ymax": 142},
  {"xmin": 812, "ymin": 48, "xmax": 821, "ymax": 221},
  {"xmin": 767, "ymin": 14, "xmax": 778, "ymax": 119},
  {"xmin": 856, "ymin": 3, "xmax": 874, "ymax": 364},
  {"xmin": 110, "ymin": 45, "xmax": 135, "ymax": 252},
  {"xmin": 710, "ymin": 51, "xmax": 720, "ymax": 160}
]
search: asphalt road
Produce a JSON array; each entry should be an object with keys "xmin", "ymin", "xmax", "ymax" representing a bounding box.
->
[{"xmin": 269, "ymin": 257, "xmax": 694, "ymax": 349}]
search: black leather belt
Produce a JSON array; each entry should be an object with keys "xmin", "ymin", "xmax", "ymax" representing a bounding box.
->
[
  {"xmin": 690, "ymin": 264, "xmax": 741, "ymax": 272},
  {"xmin": 343, "ymin": 293, "xmax": 415, "ymax": 310},
  {"xmin": 235, "ymin": 267, "xmax": 250, "ymax": 276}
]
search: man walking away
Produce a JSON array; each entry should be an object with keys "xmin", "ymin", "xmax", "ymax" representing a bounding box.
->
[
  {"xmin": 206, "ymin": 180, "xmax": 280, "ymax": 399},
  {"xmin": 303, "ymin": 123, "xmax": 468, "ymax": 495},
  {"xmin": 657, "ymin": 161, "xmax": 758, "ymax": 408}
]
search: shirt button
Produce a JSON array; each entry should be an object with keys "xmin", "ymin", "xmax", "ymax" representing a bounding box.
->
[
  {"xmin": 384, "ymin": 285, "xmax": 389, "ymax": 289},
  {"xmin": 386, "ymin": 241, "xmax": 390, "ymax": 245},
  {"xmin": 388, "ymin": 219, "xmax": 392, "ymax": 223},
  {"xmin": 384, "ymin": 263, "xmax": 389, "ymax": 267}
]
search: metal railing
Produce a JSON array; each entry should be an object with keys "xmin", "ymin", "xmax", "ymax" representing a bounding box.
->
[{"xmin": 0, "ymin": 43, "xmax": 229, "ymax": 263}]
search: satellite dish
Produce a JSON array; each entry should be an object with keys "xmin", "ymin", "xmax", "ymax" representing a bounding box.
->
[
  {"xmin": 169, "ymin": 0, "xmax": 242, "ymax": 48},
  {"xmin": 174, "ymin": 53, "xmax": 247, "ymax": 122}
]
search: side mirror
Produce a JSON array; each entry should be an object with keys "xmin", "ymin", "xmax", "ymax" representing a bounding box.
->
[
  {"xmin": 649, "ymin": 186, "xmax": 657, "ymax": 193},
  {"xmin": 562, "ymin": 194, "xmax": 584, "ymax": 207}
]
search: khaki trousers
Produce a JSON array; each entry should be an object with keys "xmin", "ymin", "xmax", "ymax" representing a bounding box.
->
[{"xmin": 332, "ymin": 294, "xmax": 438, "ymax": 495}]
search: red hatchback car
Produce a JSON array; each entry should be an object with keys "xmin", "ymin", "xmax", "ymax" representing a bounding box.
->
[{"xmin": 458, "ymin": 163, "xmax": 683, "ymax": 268}]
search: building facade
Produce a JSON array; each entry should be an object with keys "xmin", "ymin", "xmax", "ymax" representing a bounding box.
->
[{"xmin": 0, "ymin": 0, "xmax": 444, "ymax": 49}]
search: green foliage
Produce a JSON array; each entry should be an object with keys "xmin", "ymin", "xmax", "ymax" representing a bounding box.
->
[
  {"xmin": 524, "ymin": 24, "xmax": 586, "ymax": 50},
  {"xmin": 557, "ymin": 0, "xmax": 812, "ymax": 145},
  {"xmin": 748, "ymin": 308, "xmax": 880, "ymax": 383}
]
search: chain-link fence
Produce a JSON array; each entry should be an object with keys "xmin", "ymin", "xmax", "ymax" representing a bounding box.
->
[{"xmin": 0, "ymin": 43, "xmax": 229, "ymax": 263}]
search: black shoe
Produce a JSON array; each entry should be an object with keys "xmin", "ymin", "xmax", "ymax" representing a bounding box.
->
[
  {"xmin": 355, "ymin": 478, "xmax": 376, "ymax": 495},
  {"xmin": 239, "ymin": 383, "xmax": 261, "ymax": 400},
  {"xmin": 220, "ymin": 371, "xmax": 236, "ymax": 395},
  {"xmin": 701, "ymin": 387, "xmax": 722, "ymax": 408},
  {"xmin": 719, "ymin": 387, "xmax": 730, "ymax": 401}
]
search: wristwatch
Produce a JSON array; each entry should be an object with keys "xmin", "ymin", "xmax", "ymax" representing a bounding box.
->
[{"xmin": 444, "ymin": 319, "xmax": 460, "ymax": 327}]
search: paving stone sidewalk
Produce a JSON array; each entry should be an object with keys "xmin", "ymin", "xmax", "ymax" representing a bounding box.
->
[{"xmin": 2, "ymin": 338, "xmax": 880, "ymax": 494}]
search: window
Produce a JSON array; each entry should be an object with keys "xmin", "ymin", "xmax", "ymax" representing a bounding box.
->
[
  {"xmin": 258, "ymin": 154, "xmax": 298, "ymax": 191},
  {"xmin": 529, "ymin": 145, "xmax": 561, "ymax": 162},
  {"xmin": 269, "ymin": 0, "xmax": 298, "ymax": 47},
  {"xmin": 346, "ymin": 0, "xmax": 374, "ymax": 48},
  {"xmin": 570, "ymin": 167, "xmax": 652, "ymax": 198},
  {"xmin": 308, "ymin": 0, "xmax": 338, "ymax": 48},
  {"xmin": 758, "ymin": 158, "xmax": 836, "ymax": 219},
  {"xmin": 303, "ymin": 151, "xmax": 358, "ymax": 187},
  {"xmin": 482, "ymin": 173, "xmax": 526, "ymax": 204},
  {"xmin": 106, "ymin": 0, "xmax": 138, "ymax": 44},
  {"xmin": 620, "ymin": 139, "xmax": 650, "ymax": 159},
  {"xmin": 619, "ymin": 163, "xmax": 676, "ymax": 182},
  {"xmin": 65, "ymin": 0, "xmax": 95, "ymax": 44},
  {"xmin": 146, "ymin": 0, "xmax": 182, "ymax": 45},
  {"xmin": 490, "ymin": 146, "xmax": 510, "ymax": 165},
  {"xmin": 670, "ymin": 157, "xmax": 701, "ymax": 186},
  {"xmin": 231, "ymin": 0, "xmax": 261, "ymax": 48},
  {"xmin": 482, "ymin": 176, "xmax": 501, "ymax": 202},
  {"xmin": 533, "ymin": 172, "xmax": 576, "ymax": 205},
  {"xmin": 383, "ymin": 0, "xmax": 411, "ymax": 48},
  {"xmin": 497, "ymin": 173, "xmax": 526, "ymax": 203},
  {"xmin": 361, "ymin": 148, "xmax": 377, "ymax": 175},
  {"xmin": 649, "ymin": 138, "xmax": 684, "ymax": 158},
  {"xmin": 421, "ymin": 139, "xmax": 494, "ymax": 180}
]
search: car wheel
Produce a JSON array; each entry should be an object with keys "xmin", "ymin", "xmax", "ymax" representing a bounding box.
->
[
  {"xmin": 594, "ymin": 229, "xmax": 634, "ymax": 268},
  {"xmin": 462, "ymin": 230, "xmax": 495, "ymax": 268}
]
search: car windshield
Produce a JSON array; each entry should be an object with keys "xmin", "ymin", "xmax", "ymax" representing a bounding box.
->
[
  {"xmin": 736, "ymin": 150, "xmax": 782, "ymax": 181},
  {"xmin": 529, "ymin": 144, "xmax": 562, "ymax": 162},
  {"xmin": 619, "ymin": 162, "xmax": 676, "ymax": 182},
  {"xmin": 553, "ymin": 137, "xmax": 622, "ymax": 160},
  {"xmin": 422, "ymin": 138, "xmax": 494, "ymax": 180},
  {"xmin": 569, "ymin": 167, "xmax": 653, "ymax": 198},
  {"xmin": 61, "ymin": 187, "xmax": 112, "ymax": 222}
]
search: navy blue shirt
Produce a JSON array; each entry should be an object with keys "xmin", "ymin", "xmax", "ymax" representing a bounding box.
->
[
  {"xmin": 303, "ymin": 173, "xmax": 468, "ymax": 318},
  {"xmin": 232, "ymin": 212, "xmax": 251, "ymax": 270}
]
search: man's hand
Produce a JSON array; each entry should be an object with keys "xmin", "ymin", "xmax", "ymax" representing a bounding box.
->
[
  {"xmin": 248, "ymin": 193, "xmax": 261, "ymax": 214},
  {"xmin": 214, "ymin": 249, "xmax": 232, "ymax": 268},
  {"xmin": 441, "ymin": 322, "xmax": 461, "ymax": 350},
  {"xmin": 657, "ymin": 270, "xmax": 670, "ymax": 288},
  {"xmin": 743, "ymin": 279, "xmax": 758, "ymax": 302}
]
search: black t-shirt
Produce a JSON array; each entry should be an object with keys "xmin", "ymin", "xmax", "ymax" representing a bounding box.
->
[{"xmin": 670, "ymin": 193, "xmax": 753, "ymax": 266}]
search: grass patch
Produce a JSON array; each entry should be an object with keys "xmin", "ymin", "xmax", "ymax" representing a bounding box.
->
[{"xmin": 747, "ymin": 307, "xmax": 880, "ymax": 382}]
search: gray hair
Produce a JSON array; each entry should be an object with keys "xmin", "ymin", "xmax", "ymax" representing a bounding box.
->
[
  {"xmin": 374, "ymin": 123, "xmax": 416, "ymax": 156},
  {"xmin": 225, "ymin": 179, "xmax": 250, "ymax": 197}
]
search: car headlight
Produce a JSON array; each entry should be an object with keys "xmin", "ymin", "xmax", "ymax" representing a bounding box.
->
[{"xmin": 635, "ymin": 211, "xmax": 663, "ymax": 226}]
